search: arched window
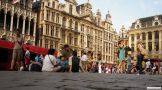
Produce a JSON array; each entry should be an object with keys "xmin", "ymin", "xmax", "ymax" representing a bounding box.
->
[
  {"xmin": 136, "ymin": 25, "xmax": 140, "ymax": 29},
  {"xmin": 155, "ymin": 22, "xmax": 158, "ymax": 26},
  {"xmin": 69, "ymin": 19, "xmax": 72, "ymax": 29},
  {"xmin": 69, "ymin": 33, "xmax": 73, "ymax": 45},
  {"xmin": 56, "ymin": 13, "xmax": 59, "ymax": 23},
  {"xmin": 148, "ymin": 42, "xmax": 152, "ymax": 51},
  {"xmin": 19, "ymin": 15, "xmax": 23, "ymax": 33},
  {"xmin": 0, "ymin": 9, "xmax": 5, "ymax": 29},
  {"xmin": 52, "ymin": 2, "xmax": 55, "ymax": 8},
  {"xmin": 13, "ymin": 13, "xmax": 17, "ymax": 32},
  {"xmin": 69, "ymin": 4, "xmax": 73, "ymax": 14},
  {"xmin": 155, "ymin": 31, "xmax": 159, "ymax": 39},
  {"xmin": 142, "ymin": 32, "xmax": 146, "ymax": 40},
  {"xmin": 25, "ymin": 17, "xmax": 29, "ymax": 34},
  {"xmin": 75, "ymin": 21, "xmax": 78, "ymax": 31},
  {"xmin": 155, "ymin": 42, "xmax": 159, "ymax": 51},
  {"xmin": 62, "ymin": 17, "xmax": 66, "ymax": 27},
  {"xmin": 148, "ymin": 32, "xmax": 152, "ymax": 40},
  {"xmin": 30, "ymin": 19, "xmax": 34, "ymax": 36},
  {"xmin": 6, "ymin": 11, "xmax": 11, "ymax": 31}
]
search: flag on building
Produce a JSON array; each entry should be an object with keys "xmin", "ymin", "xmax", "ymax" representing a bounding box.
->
[{"xmin": 12, "ymin": 0, "xmax": 20, "ymax": 4}]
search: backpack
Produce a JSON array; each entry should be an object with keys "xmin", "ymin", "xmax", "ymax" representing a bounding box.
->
[{"xmin": 72, "ymin": 56, "xmax": 80, "ymax": 72}]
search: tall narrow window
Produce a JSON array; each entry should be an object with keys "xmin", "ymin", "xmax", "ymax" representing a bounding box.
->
[
  {"xmin": 46, "ymin": 10, "xmax": 50, "ymax": 21},
  {"xmin": 52, "ymin": 12, "xmax": 55, "ymax": 22},
  {"xmin": 142, "ymin": 33, "xmax": 146, "ymax": 40},
  {"xmin": 155, "ymin": 42, "xmax": 159, "ymax": 51},
  {"xmin": 62, "ymin": 17, "xmax": 66, "ymax": 27},
  {"xmin": 75, "ymin": 21, "xmax": 78, "ymax": 31},
  {"xmin": 155, "ymin": 31, "xmax": 159, "ymax": 39},
  {"xmin": 48, "ymin": 2, "xmax": 50, "ymax": 7},
  {"xmin": 69, "ymin": 19, "xmax": 72, "ymax": 29},
  {"xmin": 46, "ymin": 24, "xmax": 49, "ymax": 35},
  {"xmin": 148, "ymin": 32, "xmax": 152, "ymax": 40},
  {"xmin": 81, "ymin": 24, "xmax": 84, "ymax": 32},
  {"xmin": 148, "ymin": 42, "xmax": 152, "ymax": 51},
  {"xmin": 137, "ymin": 33, "xmax": 140, "ymax": 40},
  {"xmin": 52, "ymin": 2, "xmax": 55, "ymax": 8},
  {"xmin": 56, "ymin": 13, "xmax": 59, "ymax": 23},
  {"xmin": 62, "ymin": 31, "xmax": 65, "ymax": 43},
  {"xmin": 55, "ymin": 27, "xmax": 59, "ymax": 37},
  {"xmin": 69, "ymin": 5, "xmax": 73, "ymax": 14}
]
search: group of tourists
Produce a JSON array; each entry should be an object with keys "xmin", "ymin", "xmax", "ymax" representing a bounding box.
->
[
  {"xmin": 116, "ymin": 40, "xmax": 161, "ymax": 75},
  {"xmin": 9, "ymin": 29, "xmax": 162, "ymax": 74}
]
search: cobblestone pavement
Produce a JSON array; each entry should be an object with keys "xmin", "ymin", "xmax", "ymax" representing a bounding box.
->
[{"xmin": 0, "ymin": 71, "xmax": 162, "ymax": 90}]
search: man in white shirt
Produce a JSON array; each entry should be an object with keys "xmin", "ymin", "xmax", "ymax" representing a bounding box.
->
[
  {"xmin": 42, "ymin": 49, "xmax": 61, "ymax": 72},
  {"xmin": 145, "ymin": 59, "xmax": 151, "ymax": 72},
  {"xmin": 81, "ymin": 53, "xmax": 87, "ymax": 71}
]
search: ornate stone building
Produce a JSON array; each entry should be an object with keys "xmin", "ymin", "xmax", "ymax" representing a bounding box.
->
[
  {"xmin": 128, "ymin": 15, "xmax": 162, "ymax": 59},
  {"xmin": 34, "ymin": 0, "xmax": 117, "ymax": 63},
  {"xmin": 118, "ymin": 25, "xmax": 129, "ymax": 46},
  {"xmin": 0, "ymin": 0, "xmax": 37, "ymax": 45}
]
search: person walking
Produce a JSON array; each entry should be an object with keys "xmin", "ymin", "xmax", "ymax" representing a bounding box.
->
[
  {"xmin": 136, "ymin": 49, "xmax": 144, "ymax": 74},
  {"xmin": 126, "ymin": 51, "xmax": 132, "ymax": 74},
  {"xmin": 81, "ymin": 52, "xmax": 88, "ymax": 72},
  {"xmin": 117, "ymin": 40, "xmax": 125, "ymax": 74},
  {"xmin": 10, "ymin": 29, "xmax": 24, "ymax": 71},
  {"xmin": 69, "ymin": 50, "xmax": 84, "ymax": 72}
]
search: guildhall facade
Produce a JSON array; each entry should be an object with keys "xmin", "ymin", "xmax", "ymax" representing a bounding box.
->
[
  {"xmin": 128, "ymin": 15, "xmax": 162, "ymax": 59},
  {"xmin": 36, "ymin": 0, "xmax": 118, "ymax": 63}
]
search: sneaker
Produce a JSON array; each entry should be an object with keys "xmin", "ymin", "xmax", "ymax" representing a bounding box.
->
[{"xmin": 20, "ymin": 66, "xmax": 24, "ymax": 71}]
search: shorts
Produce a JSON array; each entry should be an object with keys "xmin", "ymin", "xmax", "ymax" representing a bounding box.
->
[
  {"xmin": 12, "ymin": 49, "xmax": 21, "ymax": 62},
  {"xmin": 82, "ymin": 61, "xmax": 87, "ymax": 65}
]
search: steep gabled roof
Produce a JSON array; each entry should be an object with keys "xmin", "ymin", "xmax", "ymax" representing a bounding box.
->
[{"xmin": 65, "ymin": 0, "xmax": 77, "ymax": 5}]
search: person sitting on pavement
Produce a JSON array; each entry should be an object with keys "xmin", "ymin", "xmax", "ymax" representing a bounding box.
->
[
  {"xmin": 42, "ymin": 49, "xmax": 61, "ymax": 72},
  {"xmin": 69, "ymin": 50, "xmax": 84, "ymax": 72},
  {"xmin": 57, "ymin": 56, "xmax": 69, "ymax": 72},
  {"xmin": 29, "ymin": 54, "xmax": 43, "ymax": 72}
]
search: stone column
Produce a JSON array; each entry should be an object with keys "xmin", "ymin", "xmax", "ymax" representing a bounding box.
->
[
  {"xmin": 134, "ymin": 34, "xmax": 137, "ymax": 52},
  {"xmin": 146, "ymin": 32, "xmax": 148, "ymax": 51},
  {"xmin": 10, "ymin": 13, "xmax": 14, "ymax": 32},
  {"xmin": 152, "ymin": 31, "xmax": 155, "ymax": 51},
  {"xmin": 22, "ymin": 16, "xmax": 26, "ymax": 35},
  {"xmin": 65, "ymin": 30, "xmax": 68, "ymax": 44},
  {"xmin": 128, "ymin": 35, "xmax": 131, "ymax": 47},
  {"xmin": 27, "ymin": 19, "xmax": 31, "ymax": 35},
  {"xmin": 3, "ymin": 10, "xmax": 6, "ymax": 30},
  {"xmin": 32, "ymin": 18, "xmax": 37, "ymax": 45},
  {"xmin": 33, "ymin": 18, "xmax": 37, "ymax": 37},
  {"xmin": 159, "ymin": 31, "xmax": 162, "ymax": 59},
  {"xmin": 16, "ymin": 15, "xmax": 19, "ymax": 29}
]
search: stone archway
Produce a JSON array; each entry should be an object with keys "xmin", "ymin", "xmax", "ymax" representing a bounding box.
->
[
  {"xmin": 30, "ymin": 19, "xmax": 34, "ymax": 36},
  {"xmin": 0, "ymin": 9, "xmax": 5, "ymax": 29},
  {"xmin": 6, "ymin": 11, "xmax": 11, "ymax": 31},
  {"xmin": 25, "ymin": 17, "xmax": 29, "ymax": 35},
  {"xmin": 13, "ymin": 13, "xmax": 18, "ymax": 32},
  {"xmin": 19, "ymin": 15, "xmax": 23, "ymax": 34}
]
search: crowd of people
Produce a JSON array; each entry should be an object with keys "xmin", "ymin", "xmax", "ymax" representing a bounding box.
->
[{"xmin": 9, "ymin": 29, "xmax": 162, "ymax": 74}]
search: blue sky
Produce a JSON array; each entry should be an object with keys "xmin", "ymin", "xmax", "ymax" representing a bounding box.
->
[{"xmin": 59, "ymin": 0, "xmax": 162, "ymax": 32}]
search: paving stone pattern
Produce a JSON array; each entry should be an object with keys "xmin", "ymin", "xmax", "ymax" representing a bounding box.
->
[{"xmin": 0, "ymin": 71, "xmax": 162, "ymax": 90}]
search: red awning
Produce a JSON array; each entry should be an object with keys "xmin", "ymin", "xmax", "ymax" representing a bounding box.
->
[
  {"xmin": 23, "ymin": 45, "xmax": 48, "ymax": 55},
  {"xmin": 0, "ymin": 40, "xmax": 14, "ymax": 49}
]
